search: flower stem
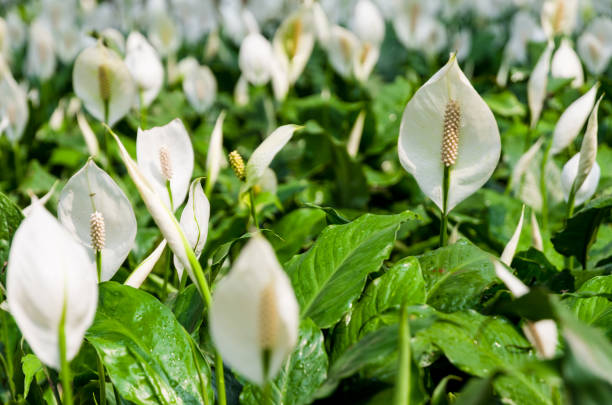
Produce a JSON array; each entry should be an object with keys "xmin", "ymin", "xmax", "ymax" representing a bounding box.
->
[
  {"xmin": 58, "ymin": 300, "xmax": 74, "ymax": 405},
  {"xmin": 96, "ymin": 250, "xmax": 102, "ymax": 283},
  {"xmin": 539, "ymin": 140, "xmax": 552, "ymax": 232},
  {"xmin": 394, "ymin": 304, "xmax": 411, "ymax": 405},
  {"xmin": 0, "ymin": 289, "xmax": 16, "ymax": 399},
  {"xmin": 440, "ymin": 165, "xmax": 450, "ymax": 247},
  {"xmin": 215, "ymin": 351, "xmax": 227, "ymax": 405},
  {"xmin": 166, "ymin": 180, "xmax": 174, "ymax": 212},
  {"xmin": 97, "ymin": 352, "xmax": 107, "ymax": 405},
  {"xmin": 139, "ymin": 89, "xmax": 147, "ymax": 130},
  {"xmin": 249, "ymin": 188, "xmax": 259, "ymax": 229},
  {"xmin": 161, "ymin": 247, "xmax": 171, "ymax": 300},
  {"xmin": 564, "ymin": 186, "xmax": 577, "ymax": 270}
]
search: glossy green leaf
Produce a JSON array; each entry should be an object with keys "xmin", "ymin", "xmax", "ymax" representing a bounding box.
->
[
  {"xmin": 568, "ymin": 275, "xmax": 612, "ymax": 339},
  {"xmin": 240, "ymin": 319, "xmax": 328, "ymax": 405},
  {"xmin": 418, "ymin": 240, "xmax": 496, "ymax": 312},
  {"xmin": 331, "ymin": 256, "xmax": 425, "ymax": 362},
  {"xmin": 483, "ymin": 91, "xmax": 526, "ymax": 117},
  {"xmin": 269, "ymin": 208, "xmax": 326, "ymax": 262},
  {"xmin": 86, "ymin": 282, "xmax": 214, "ymax": 405},
  {"xmin": 0, "ymin": 191, "xmax": 24, "ymax": 266},
  {"xmin": 287, "ymin": 211, "xmax": 418, "ymax": 328},
  {"xmin": 21, "ymin": 354, "xmax": 43, "ymax": 398}
]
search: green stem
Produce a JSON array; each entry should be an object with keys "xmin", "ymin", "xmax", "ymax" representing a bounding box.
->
[
  {"xmin": 249, "ymin": 188, "xmax": 259, "ymax": 229},
  {"xmin": 96, "ymin": 250, "xmax": 102, "ymax": 283},
  {"xmin": 139, "ymin": 89, "xmax": 147, "ymax": 129},
  {"xmin": 11, "ymin": 142, "xmax": 22, "ymax": 188},
  {"xmin": 394, "ymin": 304, "xmax": 411, "ymax": 405},
  {"xmin": 162, "ymin": 247, "xmax": 171, "ymax": 300},
  {"xmin": 59, "ymin": 300, "xmax": 73, "ymax": 405},
  {"xmin": 0, "ymin": 292, "xmax": 16, "ymax": 399},
  {"xmin": 97, "ymin": 352, "xmax": 107, "ymax": 405},
  {"xmin": 564, "ymin": 187, "xmax": 577, "ymax": 270},
  {"xmin": 440, "ymin": 165, "xmax": 450, "ymax": 247},
  {"xmin": 215, "ymin": 351, "xmax": 227, "ymax": 405},
  {"xmin": 179, "ymin": 271, "xmax": 188, "ymax": 294},
  {"xmin": 204, "ymin": 170, "xmax": 213, "ymax": 198},
  {"xmin": 166, "ymin": 180, "xmax": 174, "ymax": 212},
  {"xmin": 540, "ymin": 140, "xmax": 552, "ymax": 232}
]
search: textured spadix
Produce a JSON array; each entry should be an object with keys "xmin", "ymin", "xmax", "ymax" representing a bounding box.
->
[{"xmin": 398, "ymin": 55, "xmax": 501, "ymax": 213}]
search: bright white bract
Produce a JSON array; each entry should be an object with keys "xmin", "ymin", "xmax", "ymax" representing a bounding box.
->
[
  {"xmin": 561, "ymin": 153, "xmax": 600, "ymax": 206},
  {"xmin": 398, "ymin": 55, "xmax": 501, "ymax": 213},
  {"xmin": 58, "ymin": 160, "xmax": 137, "ymax": 282},
  {"xmin": 7, "ymin": 205, "xmax": 98, "ymax": 369},
  {"xmin": 125, "ymin": 31, "xmax": 164, "ymax": 108},
  {"xmin": 210, "ymin": 235, "xmax": 299, "ymax": 385}
]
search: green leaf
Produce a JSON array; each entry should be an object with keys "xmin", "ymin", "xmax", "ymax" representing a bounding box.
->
[
  {"xmin": 22, "ymin": 354, "xmax": 44, "ymax": 398},
  {"xmin": 568, "ymin": 275, "xmax": 612, "ymax": 339},
  {"xmin": 269, "ymin": 208, "xmax": 326, "ymax": 263},
  {"xmin": 0, "ymin": 191, "xmax": 24, "ymax": 266},
  {"xmin": 240, "ymin": 319, "xmax": 328, "ymax": 405},
  {"xmin": 418, "ymin": 240, "xmax": 496, "ymax": 312},
  {"xmin": 287, "ymin": 211, "xmax": 418, "ymax": 328},
  {"xmin": 169, "ymin": 284, "xmax": 205, "ymax": 335},
  {"xmin": 86, "ymin": 282, "xmax": 214, "ymax": 405},
  {"xmin": 331, "ymin": 256, "xmax": 425, "ymax": 363},
  {"xmin": 483, "ymin": 91, "xmax": 527, "ymax": 117},
  {"xmin": 552, "ymin": 194, "xmax": 612, "ymax": 268}
]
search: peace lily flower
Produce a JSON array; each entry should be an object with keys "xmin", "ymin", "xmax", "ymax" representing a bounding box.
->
[
  {"xmin": 125, "ymin": 31, "xmax": 164, "ymax": 108},
  {"xmin": 550, "ymin": 82, "xmax": 599, "ymax": 155},
  {"xmin": 137, "ymin": 119, "xmax": 194, "ymax": 211},
  {"xmin": 26, "ymin": 18, "xmax": 56, "ymax": 81},
  {"xmin": 350, "ymin": 0, "xmax": 384, "ymax": 48},
  {"xmin": 273, "ymin": 5, "xmax": 315, "ymax": 85},
  {"xmin": 398, "ymin": 54, "xmax": 501, "ymax": 225},
  {"xmin": 527, "ymin": 41, "xmax": 553, "ymax": 129},
  {"xmin": 182, "ymin": 64, "xmax": 217, "ymax": 113},
  {"xmin": 0, "ymin": 57, "xmax": 28, "ymax": 142},
  {"xmin": 173, "ymin": 179, "xmax": 210, "ymax": 278},
  {"xmin": 55, "ymin": 25, "xmax": 86, "ymax": 65},
  {"xmin": 209, "ymin": 234, "xmax": 299, "ymax": 385},
  {"xmin": 561, "ymin": 96, "xmax": 603, "ymax": 208},
  {"xmin": 551, "ymin": 39, "xmax": 583, "ymax": 88},
  {"xmin": 148, "ymin": 13, "xmax": 182, "ymax": 57},
  {"xmin": 76, "ymin": 111, "xmax": 99, "ymax": 157},
  {"xmin": 205, "ymin": 111, "xmax": 226, "ymax": 195},
  {"xmin": 124, "ymin": 239, "xmax": 167, "ymax": 288},
  {"xmin": 58, "ymin": 160, "xmax": 137, "ymax": 282},
  {"xmin": 541, "ymin": 0, "xmax": 578, "ymax": 38},
  {"xmin": 239, "ymin": 32, "xmax": 275, "ymax": 86},
  {"xmin": 73, "ymin": 41, "xmax": 136, "ymax": 126},
  {"xmin": 494, "ymin": 209, "xmax": 558, "ymax": 359},
  {"xmin": 577, "ymin": 17, "xmax": 612, "ymax": 75},
  {"xmin": 326, "ymin": 25, "xmax": 359, "ymax": 79},
  {"xmin": 7, "ymin": 204, "xmax": 98, "ymax": 369}
]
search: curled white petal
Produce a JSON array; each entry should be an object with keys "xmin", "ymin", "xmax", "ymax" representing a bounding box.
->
[
  {"xmin": 350, "ymin": 0, "xmax": 384, "ymax": 46},
  {"xmin": 531, "ymin": 211, "xmax": 544, "ymax": 251},
  {"xmin": 326, "ymin": 26, "xmax": 358, "ymax": 79},
  {"xmin": 493, "ymin": 260, "xmax": 529, "ymax": 298},
  {"xmin": 527, "ymin": 41, "xmax": 553, "ymax": 129},
  {"xmin": 551, "ymin": 39, "xmax": 583, "ymax": 88},
  {"xmin": 523, "ymin": 319, "xmax": 558, "ymax": 359},
  {"xmin": 398, "ymin": 55, "xmax": 501, "ymax": 213},
  {"xmin": 0, "ymin": 57, "xmax": 28, "ymax": 142},
  {"xmin": 206, "ymin": 111, "xmax": 226, "ymax": 189},
  {"xmin": 239, "ymin": 33, "xmax": 274, "ymax": 86},
  {"xmin": 347, "ymin": 109, "xmax": 366, "ymax": 158},
  {"xmin": 137, "ymin": 119, "xmax": 194, "ymax": 211},
  {"xmin": 124, "ymin": 239, "xmax": 167, "ymax": 288},
  {"xmin": 574, "ymin": 96, "xmax": 602, "ymax": 193},
  {"xmin": 234, "ymin": 74, "xmax": 250, "ymax": 106},
  {"xmin": 551, "ymin": 82, "xmax": 599, "ymax": 155},
  {"xmin": 501, "ymin": 205, "xmax": 525, "ymax": 266},
  {"xmin": 183, "ymin": 65, "xmax": 217, "ymax": 113},
  {"xmin": 273, "ymin": 7, "xmax": 315, "ymax": 85},
  {"xmin": 577, "ymin": 18, "xmax": 612, "ymax": 75},
  {"xmin": 7, "ymin": 205, "xmax": 98, "ymax": 369},
  {"xmin": 125, "ymin": 31, "xmax": 164, "ymax": 108},
  {"xmin": 76, "ymin": 112, "xmax": 99, "ymax": 157},
  {"xmin": 58, "ymin": 160, "xmax": 137, "ymax": 282},
  {"xmin": 511, "ymin": 137, "xmax": 544, "ymax": 191},
  {"xmin": 210, "ymin": 235, "xmax": 299, "ymax": 385},
  {"xmin": 561, "ymin": 154, "xmax": 600, "ymax": 206}
]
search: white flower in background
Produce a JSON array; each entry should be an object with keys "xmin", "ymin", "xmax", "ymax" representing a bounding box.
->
[
  {"xmin": 0, "ymin": 18, "xmax": 9, "ymax": 61},
  {"xmin": 234, "ymin": 75, "xmax": 250, "ymax": 106},
  {"xmin": 326, "ymin": 25, "xmax": 359, "ymax": 79},
  {"xmin": 124, "ymin": 239, "xmax": 167, "ymax": 288},
  {"xmin": 273, "ymin": 6, "xmax": 315, "ymax": 85},
  {"xmin": 0, "ymin": 57, "xmax": 29, "ymax": 143},
  {"xmin": 239, "ymin": 33, "xmax": 275, "ymax": 86},
  {"xmin": 527, "ymin": 42, "xmax": 553, "ymax": 129},
  {"xmin": 26, "ymin": 18, "xmax": 56, "ymax": 81},
  {"xmin": 347, "ymin": 109, "xmax": 366, "ymax": 158},
  {"xmin": 42, "ymin": 0, "xmax": 76, "ymax": 33},
  {"xmin": 148, "ymin": 13, "xmax": 182, "ymax": 57},
  {"xmin": 531, "ymin": 211, "xmax": 544, "ymax": 251},
  {"xmin": 58, "ymin": 160, "xmax": 137, "ymax": 282},
  {"xmin": 551, "ymin": 82, "xmax": 598, "ymax": 155},
  {"xmin": 137, "ymin": 119, "xmax": 194, "ymax": 211},
  {"xmin": 76, "ymin": 111, "xmax": 99, "ymax": 157},
  {"xmin": 125, "ymin": 32, "xmax": 164, "ymax": 108},
  {"xmin": 541, "ymin": 0, "xmax": 579, "ymax": 38},
  {"xmin": 452, "ymin": 30, "xmax": 472, "ymax": 62},
  {"xmin": 82, "ymin": 2, "xmax": 118, "ymax": 33},
  {"xmin": 101, "ymin": 28, "xmax": 126, "ymax": 55},
  {"xmin": 6, "ymin": 205, "xmax": 98, "ymax": 369},
  {"xmin": 183, "ymin": 65, "xmax": 217, "ymax": 113},
  {"xmin": 392, "ymin": 1, "xmax": 446, "ymax": 56},
  {"xmin": 351, "ymin": 0, "xmax": 385, "ymax": 48},
  {"xmin": 573, "ymin": 96, "xmax": 602, "ymax": 194},
  {"xmin": 73, "ymin": 41, "xmax": 136, "ymax": 126},
  {"xmin": 173, "ymin": 0, "xmax": 218, "ymax": 44},
  {"xmin": 501, "ymin": 205, "xmax": 525, "ymax": 266},
  {"xmin": 577, "ymin": 17, "xmax": 612, "ymax": 75},
  {"xmin": 246, "ymin": 0, "xmax": 285, "ymax": 27},
  {"xmin": 551, "ymin": 39, "xmax": 583, "ymax": 88},
  {"xmin": 398, "ymin": 55, "xmax": 501, "ymax": 214},
  {"xmin": 353, "ymin": 41, "xmax": 380, "ymax": 83},
  {"xmin": 472, "ymin": 0, "xmax": 511, "ymax": 19},
  {"xmin": 206, "ymin": 111, "xmax": 227, "ymax": 194},
  {"xmin": 210, "ymin": 235, "xmax": 299, "ymax": 385},
  {"xmin": 55, "ymin": 25, "xmax": 86, "ymax": 64},
  {"xmin": 175, "ymin": 56, "xmax": 199, "ymax": 83},
  {"xmin": 6, "ymin": 11, "xmax": 26, "ymax": 51},
  {"xmin": 173, "ymin": 180, "xmax": 210, "ymax": 278},
  {"xmin": 312, "ymin": 1, "xmax": 331, "ymax": 45},
  {"xmin": 243, "ymin": 124, "xmax": 302, "ymax": 190}
]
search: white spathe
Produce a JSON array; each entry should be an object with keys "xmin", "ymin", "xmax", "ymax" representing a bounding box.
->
[
  {"xmin": 124, "ymin": 239, "xmax": 167, "ymax": 288},
  {"xmin": 551, "ymin": 82, "xmax": 598, "ymax": 155},
  {"xmin": 0, "ymin": 57, "xmax": 28, "ymax": 142},
  {"xmin": 398, "ymin": 55, "xmax": 501, "ymax": 214},
  {"xmin": 244, "ymin": 124, "xmax": 302, "ymax": 190},
  {"xmin": 206, "ymin": 111, "xmax": 226, "ymax": 189},
  {"xmin": 26, "ymin": 18, "xmax": 56, "ymax": 80},
  {"xmin": 551, "ymin": 39, "xmax": 584, "ymax": 88},
  {"xmin": 7, "ymin": 205, "xmax": 98, "ymax": 369},
  {"xmin": 577, "ymin": 17, "xmax": 612, "ymax": 75},
  {"xmin": 137, "ymin": 119, "xmax": 194, "ymax": 211},
  {"xmin": 501, "ymin": 205, "xmax": 525, "ymax": 266},
  {"xmin": 326, "ymin": 25, "xmax": 359, "ymax": 79},
  {"xmin": 541, "ymin": 0, "xmax": 578, "ymax": 38},
  {"xmin": 58, "ymin": 160, "xmax": 137, "ymax": 282},
  {"xmin": 73, "ymin": 41, "xmax": 136, "ymax": 126},
  {"xmin": 210, "ymin": 235, "xmax": 299, "ymax": 385},
  {"xmin": 239, "ymin": 33, "xmax": 274, "ymax": 86},
  {"xmin": 527, "ymin": 41, "xmax": 553, "ymax": 129},
  {"xmin": 561, "ymin": 153, "xmax": 600, "ymax": 206},
  {"xmin": 125, "ymin": 31, "xmax": 164, "ymax": 108},
  {"xmin": 174, "ymin": 180, "xmax": 210, "ymax": 278},
  {"xmin": 273, "ymin": 6, "xmax": 315, "ymax": 85},
  {"xmin": 350, "ymin": 0, "xmax": 384, "ymax": 47},
  {"xmin": 574, "ymin": 96, "xmax": 602, "ymax": 194},
  {"xmin": 183, "ymin": 64, "xmax": 217, "ymax": 113}
]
